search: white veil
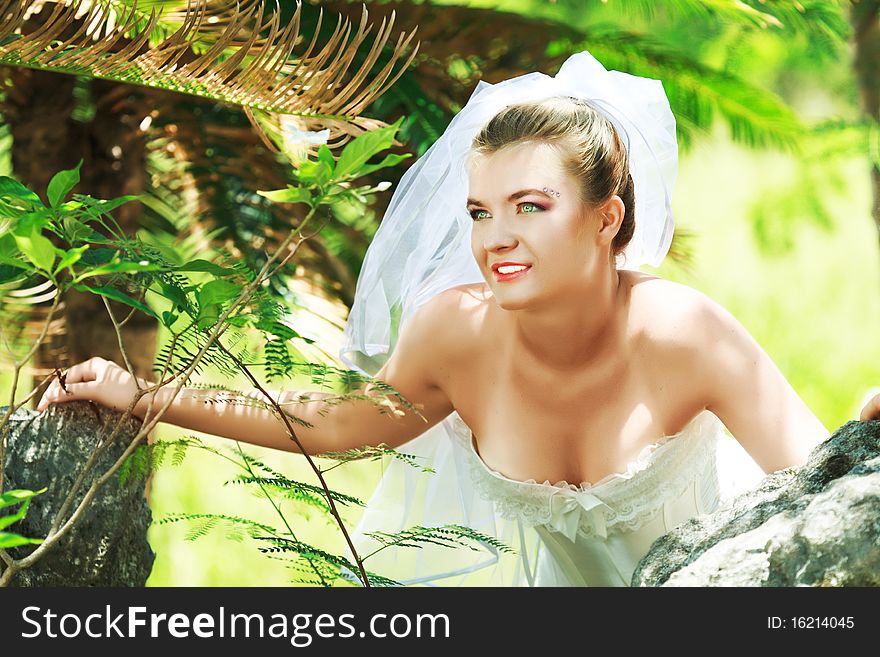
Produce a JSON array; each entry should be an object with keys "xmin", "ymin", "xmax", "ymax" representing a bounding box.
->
[{"xmin": 337, "ymin": 51, "xmax": 679, "ymax": 586}]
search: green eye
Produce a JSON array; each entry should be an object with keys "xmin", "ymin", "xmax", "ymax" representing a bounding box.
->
[
  {"xmin": 520, "ymin": 202, "xmax": 541, "ymax": 213},
  {"xmin": 470, "ymin": 209, "xmax": 489, "ymax": 221}
]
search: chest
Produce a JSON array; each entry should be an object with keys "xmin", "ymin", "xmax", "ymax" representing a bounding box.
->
[{"xmin": 447, "ymin": 339, "xmax": 703, "ymax": 486}]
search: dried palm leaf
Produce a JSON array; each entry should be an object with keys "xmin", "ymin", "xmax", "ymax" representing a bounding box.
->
[
  {"xmin": 0, "ymin": 275, "xmax": 65, "ymax": 368},
  {"xmin": 0, "ymin": 0, "xmax": 419, "ymax": 145}
]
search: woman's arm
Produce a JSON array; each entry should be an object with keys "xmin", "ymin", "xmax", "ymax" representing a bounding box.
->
[
  {"xmin": 36, "ymin": 298, "xmax": 456, "ymax": 456},
  {"xmin": 683, "ymin": 293, "xmax": 832, "ymax": 473}
]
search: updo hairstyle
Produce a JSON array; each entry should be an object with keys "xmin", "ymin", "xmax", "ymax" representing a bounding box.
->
[{"xmin": 469, "ymin": 96, "xmax": 635, "ymax": 263}]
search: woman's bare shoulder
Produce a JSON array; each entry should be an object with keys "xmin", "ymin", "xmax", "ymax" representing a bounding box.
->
[
  {"xmin": 407, "ymin": 282, "xmax": 492, "ymax": 352},
  {"xmin": 622, "ymin": 270, "xmax": 723, "ymax": 345}
]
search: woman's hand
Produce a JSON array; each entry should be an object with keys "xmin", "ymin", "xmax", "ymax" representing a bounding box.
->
[
  {"xmin": 36, "ymin": 356, "xmax": 150, "ymax": 416},
  {"xmin": 860, "ymin": 390, "xmax": 880, "ymax": 422}
]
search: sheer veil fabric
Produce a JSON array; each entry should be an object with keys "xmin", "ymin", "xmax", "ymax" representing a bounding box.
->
[
  {"xmin": 339, "ymin": 51, "xmax": 679, "ymax": 376},
  {"xmin": 336, "ymin": 51, "xmax": 714, "ymax": 586}
]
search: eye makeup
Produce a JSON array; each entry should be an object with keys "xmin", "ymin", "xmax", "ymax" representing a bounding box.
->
[{"xmin": 466, "ymin": 186, "xmax": 558, "ymax": 221}]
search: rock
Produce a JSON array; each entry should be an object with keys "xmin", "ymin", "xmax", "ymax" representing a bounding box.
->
[
  {"xmin": 631, "ymin": 420, "xmax": 880, "ymax": 586},
  {"xmin": 1, "ymin": 401, "xmax": 154, "ymax": 586}
]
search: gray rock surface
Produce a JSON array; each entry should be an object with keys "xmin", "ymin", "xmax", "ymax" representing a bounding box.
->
[
  {"xmin": 632, "ymin": 420, "xmax": 880, "ymax": 586},
  {"xmin": 2, "ymin": 401, "xmax": 154, "ymax": 586}
]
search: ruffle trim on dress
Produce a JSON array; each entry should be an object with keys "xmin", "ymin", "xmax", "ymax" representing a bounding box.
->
[{"xmin": 447, "ymin": 410, "xmax": 724, "ymax": 536}]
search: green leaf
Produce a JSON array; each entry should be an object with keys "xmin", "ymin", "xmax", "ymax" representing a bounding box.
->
[
  {"xmin": 47, "ymin": 161, "xmax": 82, "ymax": 208},
  {"xmin": 356, "ymin": 153, "xmax": 411, "ymax": 177},
  {"xmin": 73, "ymin": 194, "xmax": 139, "ymax": 215},
  {"xmin": 54, "ymin": 244, "xmax": 90, "ymax": 275},
  {"xmin": 196, "ymin": 279, "xmax": 241, "ymax": 308},
  {"xmin": 0, "ymin": 176, "xmax": 42, "ymax": 206},
  {"xmin": 317, "ymin": 144, "xmax": 335, "ymax": 172},
  {"xmin": 297, "ymin": 159, "xmax": 333, "ymax": 187},
  {"xmin": 195, "ymin": 304, "xmax": 220, "ymax": 331},
  {"xmin": 78, "ymin": 247, "xmax": 118, "ymax": 267},
  {"xmin": 0, "ymin": 233, "xmax": 28, "ymax": 269},
  {"xmin": 254, "ymin": 319, "xmax": 315, "ymax": 344},
  {"xmin": 0, "ymin": 499, "xmax": 31, "ymax": 531},
  {"xmin": 257, "ymin": 186, "xmax": 313, "ymax": 205},
  {"xmin": 158, "ymin": 281, "xmax": 191, "ymax": 313},
  {"xmin": 0, "ymin": 263, "xmax": 27, "ymax": 284},
  {"xmin": 161, "ymin": 310, "xmax": 179, "ymax": 328},
  {"xmin": 0, "ymin": 488, "xmax": 47, "ymax": 510},
  {"xmin": 334, "ymin": 118, "xmax": 404, "ymax": 180},
  {"xmin": 175, "ymin": 259, "xmax": 236, "ymax": 276},
  {"xmin": 61, "ymin": 216, "xmax": 93, "ymax": 243},
  {"xmin": 12, "ymin": 209, "xmax": 52, "ymax": 236},
  {"xmin": 0, "ymin": 532, "xmax": 44, "ymax": 548},
  {"xmin": 72, "ymin": 259, "xmax": 163, "ymax": 282},
  {"xmin": 73, "ymin": 283, "xmax": 159, "ymax": 319},
  {"xmin": 14, "ymin": 227, "xmax": 56, "ymax": 272}
]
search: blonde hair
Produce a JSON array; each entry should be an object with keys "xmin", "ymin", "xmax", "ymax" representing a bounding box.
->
[{"xmin": 469, "ymin": 96, "xmax": 635, "ymax": 262}]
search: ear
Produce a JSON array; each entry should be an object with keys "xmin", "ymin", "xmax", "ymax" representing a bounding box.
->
[{"xmin": 595, "ymin": 195, "xmax": 625, "ymax": 246}]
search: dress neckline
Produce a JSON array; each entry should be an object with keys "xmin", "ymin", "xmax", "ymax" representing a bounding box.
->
[{"xmin": 461, "ymin": 410, "xmax": 711, "ymax": 494}]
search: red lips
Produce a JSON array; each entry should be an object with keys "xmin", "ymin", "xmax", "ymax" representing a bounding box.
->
[{"xmin": 491, "ymin": 261, "xmax": 532, "ymax": 282}]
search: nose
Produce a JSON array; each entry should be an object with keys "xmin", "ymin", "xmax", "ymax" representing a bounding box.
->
[{"xmin": 478, "ymin": 217, "xmax": 519, "ymax": 253}]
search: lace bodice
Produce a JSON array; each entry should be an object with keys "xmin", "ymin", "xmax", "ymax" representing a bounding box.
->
[{"xmin": 446, "ymin": 409, "xmax": 734, "ymax": 585}]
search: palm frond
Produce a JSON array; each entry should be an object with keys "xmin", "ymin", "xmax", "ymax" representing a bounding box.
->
[
  {"xmin": 0, "ymin": 0, "xmax": 419, "ymax": 141},
  {"xmin": 318, "ymin": 443, "xmax": 435, "ymax": 473},
  {"xmin": 325, "ymin": 1, "xmax": 810, "ymax": 150},
  {"xmin": 255, "ymin": 535, "xmax": 355, "ymax": 569},
  {"xmin": 607, "ymin": 0, "xmax": 849, "ymax": 40},
  {"xmin": 227, "ymin": 474, "xmax": 366, "ymax": 508},
  {"xmin": 156, "ymin": 512, "xmax": 278, "ymax": 541},
  {"xmin": 363, "ymin": 524, "xmax": 516, "ymax": 557},
  {"xmin": 559, "ymin": 27, "xmax": 806, "ymax": 150},
  {"xmin": 748, "ymin": 119, "xmax": 873, "ymax": 256}
]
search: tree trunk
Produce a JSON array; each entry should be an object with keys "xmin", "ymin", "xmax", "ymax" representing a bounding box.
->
[
  {"xmin": 1, "ymin": 68, "xmax": 158, "ymax": 393},
  {"xmin": 852, "ymin": 1, "xmax": 880, "ymax": 255}
]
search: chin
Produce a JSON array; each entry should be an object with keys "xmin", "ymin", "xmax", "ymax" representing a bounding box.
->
[{"xmin": 489, "ymin": 289, "xmax": 537, "ymax": 311}]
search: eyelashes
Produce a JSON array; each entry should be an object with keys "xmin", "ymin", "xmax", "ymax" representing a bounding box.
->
[
  {"xmin": 468, "ymin": 201, "xmax": 547, "ymax": 221},
  {"xmin": 519, "ymin": 202, "xmax": 547, "ymax": 214}
]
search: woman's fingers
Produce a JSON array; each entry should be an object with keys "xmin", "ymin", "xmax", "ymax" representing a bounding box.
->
[
  {"xmin": 63, "ymin": 357, "xmax": 104, "ymax": 384},
  {"xmin": 36, "ymin": 357, "xmax": 108, "ymax": 411},
  {"xmin": 36, "ymin": 380, "xmax": 103, "ymax": 411},
  {"xmin": 860, "ymin": 392, "xmax": 880, "ymax": 422}
]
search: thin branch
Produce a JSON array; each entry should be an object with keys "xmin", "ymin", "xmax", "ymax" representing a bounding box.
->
[
  {"xmin": 0, "ymin": 289, "xmax": 63, "ymax": 495},
  {"xmin": 2, "ymin": 196, "xmax": 325, "ymax": 585},
  {"xmin": 100, "ymin": 294, "xmax": 142, "ymax": 392},
  {"xmin": 215, "ymin": 341, "xmax": 371, "ymax": 586},
  {"xmin": 234, "ymin": 443, "xmax": 330, "ymax": 587}
]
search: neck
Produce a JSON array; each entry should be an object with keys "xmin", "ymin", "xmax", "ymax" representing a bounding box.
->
[{"xmin": 509, "ymin": 265, "xmax": 623, "ymax": 369}]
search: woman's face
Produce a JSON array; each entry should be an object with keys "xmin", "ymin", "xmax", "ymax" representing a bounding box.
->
[{"xmin": 467, "ymin": 141, "xmax": 616, "ymax": 311}]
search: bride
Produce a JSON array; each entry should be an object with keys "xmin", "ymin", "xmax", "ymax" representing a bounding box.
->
[{"xmin": 36, "ymin": 51, "xmax": 880, "ymax": 586}]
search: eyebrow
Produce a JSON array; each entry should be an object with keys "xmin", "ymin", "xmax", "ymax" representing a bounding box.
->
[{"xmin": 466, "ymin": 188, "xmax": 553, "ymax": 207}]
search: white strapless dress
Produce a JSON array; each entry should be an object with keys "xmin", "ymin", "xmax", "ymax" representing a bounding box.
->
[{"xmin": 345, "ymin": 409, "xmax": 765, "ymax": 587}]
